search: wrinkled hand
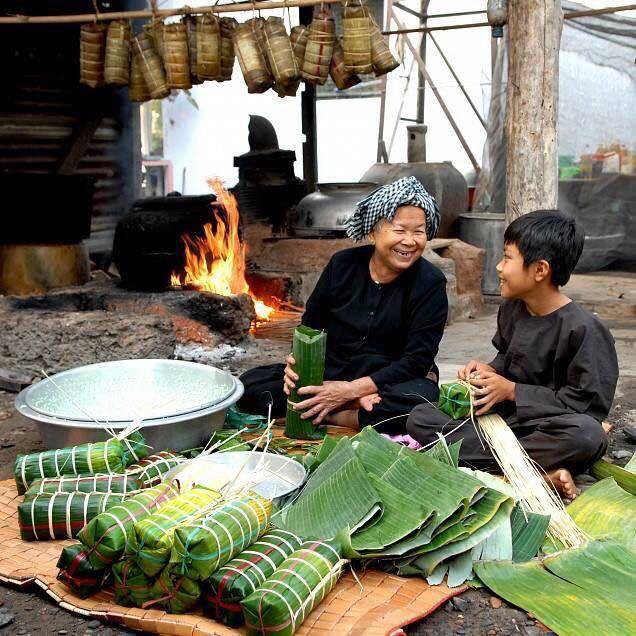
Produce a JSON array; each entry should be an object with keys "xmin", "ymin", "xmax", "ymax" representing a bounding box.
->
[
  {"xmin": 470, "ymin": 371, "xmax": 516, "ymax": 416},
  {"xmin": 294, "ymin": 381, "xmax": 357, "ymax": 424},
  {"xmin": 283, "ymin": 354, "xmax": 297, "ymax": 396},
  {"xmin": 457, "ymin": 359, "xmax": 496, "ymax": 381},
  {"xmin": 357, "ymin": 393, "xmax": 382, "ymax": 412}
]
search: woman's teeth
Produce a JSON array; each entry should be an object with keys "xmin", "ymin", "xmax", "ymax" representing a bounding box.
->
[{"xmin": 393, "ymin": 249, "xmax": 412, "ymax": 258}]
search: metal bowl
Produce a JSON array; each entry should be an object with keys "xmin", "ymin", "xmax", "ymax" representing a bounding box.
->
[
  {"xmin": 163, "ymin": 451, "xmax": 307, "ymax": 501},
  {"xmin": 15, "ymin": 359, "xmax": 244, "ymax": 452}
]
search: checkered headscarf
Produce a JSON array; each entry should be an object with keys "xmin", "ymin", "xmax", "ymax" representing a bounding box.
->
[{"xmin": 345, "ymin": 176, "xmax": 440, "ymax": 242}]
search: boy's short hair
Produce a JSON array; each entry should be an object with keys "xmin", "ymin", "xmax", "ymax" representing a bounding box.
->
[{"xmin": 504, "ymin": 210, "xmax": 584, "ymax": 287}]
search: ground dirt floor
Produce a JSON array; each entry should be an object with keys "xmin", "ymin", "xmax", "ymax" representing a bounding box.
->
[{"xmin": 0, "ymin": 272, "xmax": 634, "ymax": 635}]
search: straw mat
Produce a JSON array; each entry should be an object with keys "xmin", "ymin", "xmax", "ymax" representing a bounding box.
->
[{"xmin": 0, "ymin": 479, "xmax": 465, "ymax": 635}]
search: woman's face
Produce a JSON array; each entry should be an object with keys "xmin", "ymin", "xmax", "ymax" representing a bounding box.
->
[{"xmin": 369, "ymin": 205, "xmax": 428, "ymax": 273}]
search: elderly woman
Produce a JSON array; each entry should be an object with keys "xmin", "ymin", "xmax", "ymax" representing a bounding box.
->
[{"xmin": 238, "ymin": 176, "xmax": 448, "ymax": 433}]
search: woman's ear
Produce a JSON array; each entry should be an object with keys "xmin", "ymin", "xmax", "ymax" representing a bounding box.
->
[
  {"xmin": 534, "ymin": 259, "xmax": 552, "ymax": 283},
  {"xmin": 368, "ymin": 229, "xmax": 376, "ymax": 245}
]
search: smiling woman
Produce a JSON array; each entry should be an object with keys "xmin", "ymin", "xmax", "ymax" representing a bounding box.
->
[{"xmin": 238, "ymin": 177, "xmax": 449, "ymax": 434}]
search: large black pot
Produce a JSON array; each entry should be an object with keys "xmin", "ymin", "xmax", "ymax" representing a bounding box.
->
[{"xmin": 112, "ymin": 193, "xmax": 217, "ymax": 290}]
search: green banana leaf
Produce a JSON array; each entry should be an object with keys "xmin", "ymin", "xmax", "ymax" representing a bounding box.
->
[
  {"xmin": 590, "ymin": 458, "xmax": 636, "ymax": 495},
  {"xmin": 625, "ymin": 452, "xmax": 636, "ymax": 472},
  {"xmin": 149, "ymin": 565, "xmax": 202, "ymax": 614},
  {"xmin": 25, "ymin": 473, "xmax": 143, "ymax": 497},
  {"xmin": 56, "ymin": 543, "xmax": 109, "ymax": 599},
  {"xmin": 126, "ymin": 451, "xmax": 185, "ymax": 487},
  {"xmin": 425, "ymin": 438, "xmax": 462, "ymax": 468},
  {"xmin": 438, "ymin": 382, "xmax": 472, "ymax": 420},
  {"xmin": 285, "ymin": 326, "xmax": 327, "ymax": 440},
  {"xmin": 112, "ymin": 560, "xmax": 155, "ymax": 607},
  {"xmin": 510, "ymin": 507, "xmax": 550, "ymax": 562},
  {"xmin": 273, "ymin": 437, "xmax": 382, "ymax": 540},
  {"xmin": 547, "ymin": 477, "xmax": 636, "ymax": 552},
  {"xmin": 445, "ymin": 550, "xmax": 473, "ymax": 588},
  {"xmin": 475, "ymin": 540, "xmax": 636, "ymax": 636}
]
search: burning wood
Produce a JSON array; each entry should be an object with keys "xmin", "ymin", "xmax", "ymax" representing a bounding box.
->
[{"xmin": 170, "ymin": 179, "xmax": 274, "ymax": 321}]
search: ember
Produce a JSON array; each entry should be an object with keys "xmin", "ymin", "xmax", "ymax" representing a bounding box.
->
[{"xmin": 170, "ymin": 179, "xmax": 274, "ymax": 321}]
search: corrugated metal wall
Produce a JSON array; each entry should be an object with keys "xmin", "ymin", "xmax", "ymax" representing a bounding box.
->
[{"xmin": 0, "ymin": 1, "xmax": 142, "ymax": 262}]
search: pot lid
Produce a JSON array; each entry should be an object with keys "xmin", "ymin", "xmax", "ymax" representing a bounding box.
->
[{"xmin": 24, "ymin": 359, "xmax": 237, "ymax": 423}]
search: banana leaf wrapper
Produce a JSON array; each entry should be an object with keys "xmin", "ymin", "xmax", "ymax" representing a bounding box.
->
[
  {"xmin": 19, "ymin": 491, "xmax": 127, "ymax": 541},
  {"xmin": 219, "ymin": 17, "xmax": 238, "ymax": 82},
  {"xmin": 367, "ymin": 10, "xmax": 399, "ymax": 76},
  {"xmin": 183, "ymin": 14, "xmax": 201, "ymax": 83},
  {"xmin": 77, "ymin": 482, "xmax": 180, "ymax": 569},
  {"xmin": 104, "ymin": 19, "xmax": 131, "ymax": 85},
  {"xmin": 129, "ymin": 47, "xmax": 151, "ymax": 102},
  {"xmin": 126, "ymin": 486, "xmax": 222, "ymax": 577},
  {"xmin": 330, "ymin": 38, "xmax": 361, "ymax": 90},
  {"xmin": 263, "ymin": 17, "xmax": 299, "ymax": 87},
  {"xmin": 147, "ymin": 565, "xmax": 202, "ymax": 613},
  {"xmin": 25, "ymin": 473, "xmax": 143, "ymax": 498},
  {"xmin": 438, "ymin": 382, "xmax": 472, "ymax": 420},
  {"xmin": 126, "ymin": 451, "xmax": 184, "ymax": 487},
  {"xmin": 342, "ymin": 0, "xmax": 373, "ymax": 74},
  {"xmin": 119, "ymin": 431, "xmax": 149, "ymax": 465},
  {"xmin": 241, "ymin": 539, "xmax": 346, "ymax": 636},
  {"xmin": 203, "ymin": 529, "xmax": 303, "ymax": 627},
  {"xmin": 301, "ymin": 6, "xmax": 336, "ymax": 86},
  {"xmin": 163, "ymin": 22, "xmax": 192, "ymax": 89},
  {"xmin": 15, "ymin": 438, "xmax": 125, "ymax": 495},
  {"xmin": 134, "ymin": 31, "xmax": 169, "ymax": 100},
  {"xmin": 285, "ymin": 325, "xmax": 327, "ymax": 440},
  {"xmin": 170, "ymin": 493, "xmax": 271, "ymax": 581},
  {"xmin": 80, "ymin": 23, "xmax": 107, "ymax": 88},
  {"xmin": 197, "ymin": 14, "xmax": 221, "ymax": 80},
  {"xmin": 57, "ymin": 543, "xmax": 109, "ymax": 599},
  {"xmin": 112, "ymin": 559, "xmax": 156, "ymax": 607},
  {"xmin": 289, "ymin": 26, "xmax": 309, "ymax": 72},
  {"xmin": 233, "ymin": 21, "xmax": 272, "ymax": 93}
]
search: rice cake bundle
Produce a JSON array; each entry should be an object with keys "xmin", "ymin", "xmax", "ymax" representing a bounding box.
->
[
  {"xmin": 263, "ymin": 18, "xmax": 299, "ymax": 88},
  {"xmin": 183, "ymin": 15, "xmax": 202, "ymax": 84},
  {"xmin": 78, "ymin": 482, "xmax": 179, "ymax": 568},
  {"xmin": 80, "ymin": 23, "xmax": 107, "ymax": 88},
  {"xmin": 233, "ymin": 21, "xmax": 272, "ymax": 94},
  {"xmin": 170, "ymin": 493, "xmax": 271, "ymax": 581},
  {"xmin": 19, "ymin": 491, "xmax": 126, "ymax": 541},
  {"xmin": 25, "ymin": 473, "xmax": 143, "ymax": 497},
  {"xmin": 196, "ymin": 14, "xmax": 221, "ymax": 80},
  {"xmin": 204, "ymin": 529, "xmax": 303, "ymax": 627},
  {"xmin": 289, "ymin": 26, "xmax": 309, "ymax": 72},
  {"xmin": 342, "ymin": 0, "xmax": 373, "ymax": 74},
  {"xmin": 112, "ymin": 560, "xmax": 155, "ymax": 607},
  {"xmin": 126, "ymin": 485, "xmax": 221, "ymax": 576},
  {"xmin": 163, "ymin": 22, "xmax": 192, "ymax": 89},
  {"xmin": 241, "ymin": 539, "xmax": 346, "ymax": 635},
  {"xmin": 133, "ymin": 32, "xmax": 169, "ymax": 99},
  {"xmin": 14, "ymin": 436, "xmax": 139, "ymax": 495},
  {"xmin": 57, "ymin": 543, "xmax": 109, "ymax": 599},
  {"xmin": 148, "ymin": 565, "xmax": 202, "ymax": 613},
  {"xmin": 219, "ymin": 17, "xmax": 238, "ymax": 82},
  {"xmin": 438, "ymin": 382, "xmax": 472, "ymax": 420},
  {"xmin": 129, "ymin": 48, "xmax": 151, "ymax": 102},
  {"xmin": 330, "ymin": 38, "xmax": 362, "ymax": 90},
  {"xmin": 144, "ymin": 20, "xmax": 166, "ymax": 60},
  {"xmin": 368, "ymin": 10, "xmax": 399, "ymax": 76},
  {"xmin": 302, "ymin": 7, "xmax": 336, "ymax": 87},
  {"xmin": 104, "ymin": 20, "xmax": 131, "ymax": 85},
  {"xmin": 126, "ymin": 451, "xmax": 184, "ymax": 487}
]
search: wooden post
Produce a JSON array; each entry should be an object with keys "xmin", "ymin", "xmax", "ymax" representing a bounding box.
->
[{"xmin": 505, "ymin": 1, "xmax": 563, "ymax": 223}]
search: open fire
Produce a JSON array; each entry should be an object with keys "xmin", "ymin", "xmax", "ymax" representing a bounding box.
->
[{"xmin": 170, "ymin": 179, "xmax": 274, "ymax": 321}]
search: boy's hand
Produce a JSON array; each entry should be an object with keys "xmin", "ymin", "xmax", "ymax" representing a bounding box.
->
[
  {"xmin": 457, "ymin": 360, "xmax": 496, "ymax": 381},
  {"xmin": 470, "ymin": 371, "xmax": 516, "ymax": 416}
]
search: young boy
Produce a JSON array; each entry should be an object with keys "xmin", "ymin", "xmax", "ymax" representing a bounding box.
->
[{"xmin": 406, "ymin": 210, "xmax": 618, "ymax": 498}]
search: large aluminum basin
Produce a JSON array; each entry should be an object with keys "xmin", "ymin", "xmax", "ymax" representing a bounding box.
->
[{"xmin": 15, "ymin": 359, "xmax": 244, "ymax": 453}]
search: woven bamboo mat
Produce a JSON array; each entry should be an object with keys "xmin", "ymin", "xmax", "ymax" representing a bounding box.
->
[{"xmin": 0, "ymin": 479, "xmax": 465, "ymax": 635}]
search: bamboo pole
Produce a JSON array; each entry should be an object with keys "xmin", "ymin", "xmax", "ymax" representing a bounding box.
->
[
  {"xmin": 391, "ymin": 11, "xmax": 480, "ymax": 173},
  {"xmin": 428, "ymin": 32, "xmax": 487, "ymax": 130},
  {"xmin": 376, "ymin": 0, "xmax": 395, "ymax": 163}
]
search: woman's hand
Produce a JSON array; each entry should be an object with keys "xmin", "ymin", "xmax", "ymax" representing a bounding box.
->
[
  {"xmin": 294, "ymin": 381, "xmax": 357, "ymax": 424},
  {"xmin": 470, "ymin": 371, "xmax": 516, "ymax": 416},
  {"xmin": 357, "ymin": 393, "xmax": 382, "ymax": 412},
  {"xmin": 283, "ymin": 354, "xmax": 298, "ymax": 396},
  {"xmin": 457, "ymin": 359, "xmax": 496, "ymax": 381}
]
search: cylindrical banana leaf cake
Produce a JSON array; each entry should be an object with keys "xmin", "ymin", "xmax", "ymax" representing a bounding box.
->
[
  {"xmin": 112, "ymin": 560, "xmax": 156, "ymax": 608},
  {"xmin": 25, "ymin": 473, "xmax": 143, "ymax": 497},
  {"xmin": 57, "ymin": 543, "xmax": 110, "ymax": 599},
  {"xmin": 203, "ymin": 528, "xmax": 303, "ymax": 627},
  {"xmin": 126, "ymin": 451, "xmax": 184, "ymax": 487}
]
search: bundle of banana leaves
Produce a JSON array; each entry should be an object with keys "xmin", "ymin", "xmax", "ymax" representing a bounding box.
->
[
  {"xmin": 25, "ymin": 473, "xmax": 143, "ymax": 497},
  {"xmin": 170, "ymin": 493, "xmax": 271, "ymax": 581},
  {"xmin": 77, "ymin": 482, "xmax": 180, "ymax": 568},
  {"xmin": 203, "ymin": 528, "xmax": 303, "ymax": 627},
  {"xmin": 57, "ymin": 543, "xmax": 110, "ymax": 599},
  {"xmin": 14, "ymin": 432, "xmax": 148, "ymax": 494},
  {"xmin": 112, "ymin": 560, "xmax": 156, "ymax": 607},
  {"xmin": 126, "ymin": 486, "xmax": 222, "ymax": 576},
  {"xmin": 126, "ymin": 451, "xmax": 185, "ymax": 487},
  {"xmin": 241, "ymin": 538, "xmax": 345, "ymax": 635},
  {"xmin": 18, "ymin": 491, "xmax": 127, "ymax": 541}
]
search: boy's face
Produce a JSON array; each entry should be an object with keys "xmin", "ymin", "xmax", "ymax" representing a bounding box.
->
[{"xmin": 496, "ymin": 242, "xmax": 541, "ymax": 298}]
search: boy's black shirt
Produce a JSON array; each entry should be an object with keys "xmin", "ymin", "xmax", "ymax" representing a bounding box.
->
[{"xmin": 489, "ymin": 299, "xmax": 618, "ymax": 423}]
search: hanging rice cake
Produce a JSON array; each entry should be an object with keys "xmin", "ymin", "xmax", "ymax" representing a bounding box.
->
[
  {"xmin": 19, "ymin": 491, "xmax": 127, "ymax": 541},
  {"xmin": 241, "ymin": 538, "xmax": 346, "ymax": 636},
  {"xmin": 25, "ymin": 473, "xmax": 143, "ymax": 497},
  {"xmin": 112, "ymin": 560, "xmax": 156, "ymax": 608},
  {"xmin": 126, "ymin": 486, "xmax": 222, "ymax": 576},
  {"xmin": 204, "ymin": 528, "xmax": 303, "ymax": 627},
  {"xmin": 170, "ymin": 493, "xmax": 271, "ymax": 581},
  {"xmin": 57, "ymin": 543, "xmax": 110, "ymax": 599},
  {"xmin": 77, "ymin": 482, "xmax": 179, "ymax": 569},
  {"xmin": 126, "ymin": 451, "xmax": 184, "ymax": 487}
]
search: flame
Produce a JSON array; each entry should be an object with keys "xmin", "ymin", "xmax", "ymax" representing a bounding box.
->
[{"xmin": 170, "ymin": 179, "xmax": 275, "ymax": 321}]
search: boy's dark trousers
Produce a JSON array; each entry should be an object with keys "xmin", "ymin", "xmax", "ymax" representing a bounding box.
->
[{"xmin": 406, "ymin": 402, "xmax": 608, "ymax": 474}]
